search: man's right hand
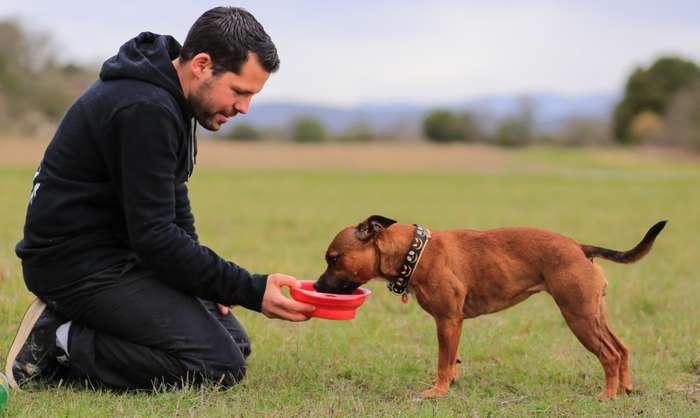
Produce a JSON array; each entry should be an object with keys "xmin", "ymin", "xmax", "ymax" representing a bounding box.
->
[{"xmin": 261, "ymin": 274, "xmax": 316, "ymax": 321}]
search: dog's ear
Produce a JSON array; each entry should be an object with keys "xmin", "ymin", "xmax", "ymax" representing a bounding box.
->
[{"xmin": 356, "ymin": 215, "xmax": 397, "ymax": 241}]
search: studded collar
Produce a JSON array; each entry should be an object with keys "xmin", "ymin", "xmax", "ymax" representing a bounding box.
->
[{"xmin": 387, "ymin": 224, "xmax": 431, "ymax": 300}]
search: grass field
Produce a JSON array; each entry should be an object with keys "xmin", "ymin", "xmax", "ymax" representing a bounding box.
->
[{"xmin": 1, "ymin": 143, "xmax": 699, "ymax": 416}]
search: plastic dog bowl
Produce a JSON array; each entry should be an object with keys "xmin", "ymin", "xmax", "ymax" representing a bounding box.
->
[{"xmin": 289, "ymin": 280, "xmax": 371, "ymax": 320}]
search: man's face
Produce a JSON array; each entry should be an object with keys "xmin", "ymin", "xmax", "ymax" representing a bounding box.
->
[{"xmin": 190, "ymin": 52, "xmax": 270, "ymax": 131}]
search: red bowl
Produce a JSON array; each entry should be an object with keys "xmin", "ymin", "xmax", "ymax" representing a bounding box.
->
[{"xmin": 289, "ymin": 280, "xmax": 371, "ymax": 320}]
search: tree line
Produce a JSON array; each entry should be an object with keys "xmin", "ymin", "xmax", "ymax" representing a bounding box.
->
[
  {"xmin": 0, "ymin": 19, "xmax": 96, "ymax": 135},
  {"xmin": 2, "ymin": 19, "xmax": 699, "ymax": 151},
  {"xmin": 228, "ymin": 56, "xmax": 700, "ymax": 151},
  {"xmin": 421, "ymin": 56, "xmax": 700, "ymax": 150}
]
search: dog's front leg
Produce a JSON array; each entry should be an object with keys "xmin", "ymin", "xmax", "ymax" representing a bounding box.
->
[{"xmin": 421, "ymin": 317, "xmax": 463, "ymax": 398}]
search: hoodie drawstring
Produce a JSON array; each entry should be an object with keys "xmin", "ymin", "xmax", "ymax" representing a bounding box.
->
[
  {"xmin": 193, "ymin": 121, "xmax": 198, "ymax": 166},
  {"xmin": 187, "ymin": 119, "xmax": 198, "ymax": 179}
]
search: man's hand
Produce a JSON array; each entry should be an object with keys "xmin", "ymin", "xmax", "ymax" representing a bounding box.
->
[
  {"xmin": 217, "ymin": 304, "xmax": 232, "ymax": 316},
  {"xmin": 261, "ymin": 273, "xmax": 316, "ymax": 321}
]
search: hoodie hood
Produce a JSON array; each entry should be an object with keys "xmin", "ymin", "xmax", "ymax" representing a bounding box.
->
[
  {"xmin": 100, "ymin": 32, "xmax": 193, "ymax": 119},
  {"xmin": 101, "ymin": 32, "xmax": 197, "ymax": 177}
]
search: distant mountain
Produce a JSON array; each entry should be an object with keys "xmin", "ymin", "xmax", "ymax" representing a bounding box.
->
[
  {"xmin": 231, "ymin": 101, "xmax": 428, "ymax": 136},
  {"xmin": 223, "ymin": 92, "xmax": 620, "ymax": 136}
]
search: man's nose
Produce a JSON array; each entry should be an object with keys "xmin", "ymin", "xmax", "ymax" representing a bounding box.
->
[{"xmin": 234, "ymin": 97, "xmax": 252, "ymax": 115}]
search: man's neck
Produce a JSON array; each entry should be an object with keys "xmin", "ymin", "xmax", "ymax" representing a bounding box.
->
[{"xmin": 171, "ymin": 58, "xmax": 191, "ymax": 99}]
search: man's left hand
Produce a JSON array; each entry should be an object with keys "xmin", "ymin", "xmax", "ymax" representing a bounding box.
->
[{"xmin": 217, "ymin": 304, "xmax": 232, "ymax": 316}]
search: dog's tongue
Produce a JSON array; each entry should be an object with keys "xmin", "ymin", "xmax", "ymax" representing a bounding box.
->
[{"xmin": 402, "ymin": 294, "xmax": 409, "ymax": 304}]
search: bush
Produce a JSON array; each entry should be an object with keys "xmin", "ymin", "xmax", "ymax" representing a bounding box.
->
[
  {"xmin": 492, "ymin": 97, "xmax": 535, "ymax": 147},
  {"xmin": 460, "ymin": 112, "xmax": 483, "ymax": 143},
  {"xmin": 559, "ymin": 116, "xmax": 611, "ymax": 146},
  {"xmin": 629, "ymin": 111, "xmax": 664, "ymax": 143},
  {"xmin": 422, "ymin": 110, "xmax": 465, "ymax": 142},
  {"xmin": 336, "ymin": 123, "xmax": 373, "ymax": 143},
  {"xmin": 494, "ymin": 117, "xmax": 530, "ymax": 147},
  {"xmin": 292, "ymin": 117, "xmax": 326, "ymax": 143},
  {"xmin": 227, "ymin": 123, "xmax": 260, "ymax": 141},
  {"xmin": 423, "ymin": 110, "xmax": 482, "ymax": 143}
]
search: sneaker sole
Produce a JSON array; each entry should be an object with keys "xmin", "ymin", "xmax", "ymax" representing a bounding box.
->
[{"xmin": 4, "ymin": 298, "xmax": 47, "ymax": 390}]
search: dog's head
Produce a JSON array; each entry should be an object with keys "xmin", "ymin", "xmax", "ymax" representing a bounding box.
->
[{"xmin": 314, "ymin": 215, "xmax": 400, "ymax": 294}]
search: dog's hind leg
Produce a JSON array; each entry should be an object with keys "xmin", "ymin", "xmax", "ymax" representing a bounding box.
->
[
  {"xmin": 560, "ymin": 302, "xmax": 622, "ymax": 399},
  {"xmin": 599, "ymin": 296, "xmax": 632, "ymax": 393},
  {"xmin": 588, "ymin": 262, "xmax": 632, "ymax": 394},
  {"xmin": 548, "ymin": 264, "xmax": 622, "ymax": 399}
]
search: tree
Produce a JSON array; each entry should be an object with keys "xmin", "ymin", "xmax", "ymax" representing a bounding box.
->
[
  {"xmin": 613, "ymin": 56, "xmax": 700, "ymax": 143},
  {"xmin": 0, "ymin": 19, "xmax": 95, "ymax": 134},
  {"xmin": 227, "ymin": 123, "xmax": 260, "ymax": 141},
  {"xmin": 423, "ymin": 110, "xmax": 465, "ymax": 142},
  {"xmin": 660, "ymin": 82, "xmax": 700, "ymax": 150},
  {"xmin": 629, "ymin": 111, "xmax": 663, "ymax": 143},
  {"xmin": 559, "ymin": 116, "xmax": 611, "ymax": 146},
  {"xmin": 292, "ymin": 116, "xmax": 326, "ymax": 143},
  {"xmin": 336, "ymin": 122, "xmax": 373, "ymax": 142},
  {"xmin": 460, "ymin": 112, "xmax": 483, "ymax": 143},
  {"xmin": 493, "ymin": 96, "xmax": 535, "ymax": 147},
  {"xmin": 494, "ymin": 117, "xmax": 530, "ymax": 147}
]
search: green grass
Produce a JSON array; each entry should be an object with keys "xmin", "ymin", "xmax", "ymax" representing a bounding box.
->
[{"xmin": 1, "ymin": 147, "xmax": 699, "ymax": 416}]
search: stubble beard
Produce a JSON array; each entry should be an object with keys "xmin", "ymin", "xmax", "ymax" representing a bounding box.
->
[{"xmin": 190, "ymin": 79, "xmax": 225, "ymax": 131}]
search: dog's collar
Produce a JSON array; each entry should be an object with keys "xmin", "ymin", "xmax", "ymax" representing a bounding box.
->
[{"xmin": 387, "ymin": 224, "xmax": 431, "ymax": 299}]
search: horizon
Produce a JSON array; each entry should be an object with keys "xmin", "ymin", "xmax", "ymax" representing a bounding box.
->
[{"xmin": 1, "ymin": 1, "xmax": 698, "ymax": 106}]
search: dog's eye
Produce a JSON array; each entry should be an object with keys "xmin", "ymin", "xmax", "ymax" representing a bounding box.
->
[{"xmin": 327, "ymin": 255, "xmax": 341, "ymax": 265}]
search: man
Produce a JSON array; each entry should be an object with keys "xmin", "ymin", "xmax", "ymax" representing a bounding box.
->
[{"xmin": 5, "ymin": 7, "xmax": 314, "ymax": 390}]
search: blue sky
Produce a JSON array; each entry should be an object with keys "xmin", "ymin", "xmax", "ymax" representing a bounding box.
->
[{"xmin": 2, "ymin": 1, "xmax": 699, "ymax": 106}]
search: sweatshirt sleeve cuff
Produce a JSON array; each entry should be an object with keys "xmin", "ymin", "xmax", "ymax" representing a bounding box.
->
[{"xmin": 237, "ymin": 273, "xmax": 268, "ymax": 312}]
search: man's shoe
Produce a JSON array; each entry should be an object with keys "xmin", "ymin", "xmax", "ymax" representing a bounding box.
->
[{"xmin": 4, "ymin": 299, "xmax": 67, "ymax": 389}]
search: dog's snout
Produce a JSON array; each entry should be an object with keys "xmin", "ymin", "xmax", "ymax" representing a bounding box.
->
[{"xmin": 314, "ymin": 275, "xmax": 357, "ymax": 295}]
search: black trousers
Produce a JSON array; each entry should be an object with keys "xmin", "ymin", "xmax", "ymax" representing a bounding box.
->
[{"xmin": 32, "ymin": 262, "xmax": 251, "ymax": 390}]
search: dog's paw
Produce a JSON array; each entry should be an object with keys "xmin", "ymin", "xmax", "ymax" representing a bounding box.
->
[
  {"xmin": 595, "ymin": 391, "xmax": 618, "ymax": 401},
  {"xmin": 622, "ymin": 386, "xmax": 639, "ymax": 396},
  {"xmin": 420, "ymin": 386, "xmax": 448, "ymax": 399}
]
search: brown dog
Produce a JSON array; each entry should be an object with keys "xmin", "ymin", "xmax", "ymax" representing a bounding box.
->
[{"xmin": 314, "ymin": 216, "xmax": 666, "ymax": 399}]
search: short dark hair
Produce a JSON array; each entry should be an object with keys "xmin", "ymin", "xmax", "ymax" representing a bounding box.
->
[{"xmin": 180, "ymin": 7, "xmax": 280, "ymax": 75}]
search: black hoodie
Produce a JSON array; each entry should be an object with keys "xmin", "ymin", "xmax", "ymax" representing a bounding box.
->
[{"xmin": 15, "ymin": 32, "xmax": 268, "ymax": 311}]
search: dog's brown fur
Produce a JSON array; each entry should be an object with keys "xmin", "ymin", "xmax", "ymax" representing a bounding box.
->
[{"xmin": 314, "ymin": 216, "xmax": 666, "ymax": 399}]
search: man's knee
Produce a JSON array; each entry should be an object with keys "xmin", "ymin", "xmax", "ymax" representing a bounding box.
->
[
  {"xmin": 198, "ymin": 299, "xmax": 252, "ymax": 359},
  {"xmin": 207, "ymin": 361, "xmax": 246, "ymax": 388},
  {"xmin": 234, "ymin": 333, "xmax": 251, "ymax": 359},
  {"xmin": 213, "ymin": 343, "xmax": 247, "ymax": 387},
  {"xmin": 182, "ymin": 335, "xmax": 247, "ymax": 387}
]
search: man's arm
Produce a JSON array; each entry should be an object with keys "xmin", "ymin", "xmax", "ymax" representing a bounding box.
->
[
  {"xmin": 114, "ymin": 102, "xmax": 267, "ymax": 310},
  {"xmin": 174, "ymin": 182, "xmax": 198, "ymax": 243}
]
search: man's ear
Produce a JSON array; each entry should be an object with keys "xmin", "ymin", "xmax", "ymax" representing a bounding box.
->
[
  {"xmin": 355, "ymin": 215, "xmax": 397, "ymax": 241},
  {"xmin": 190, "ymin": 52, "xmax": 213, "ymax": 78}
]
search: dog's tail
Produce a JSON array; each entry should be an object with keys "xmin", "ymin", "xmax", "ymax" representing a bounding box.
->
[{"xmin": 580, "ymin": 220, "xmax": 667, "ymax": 264}]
